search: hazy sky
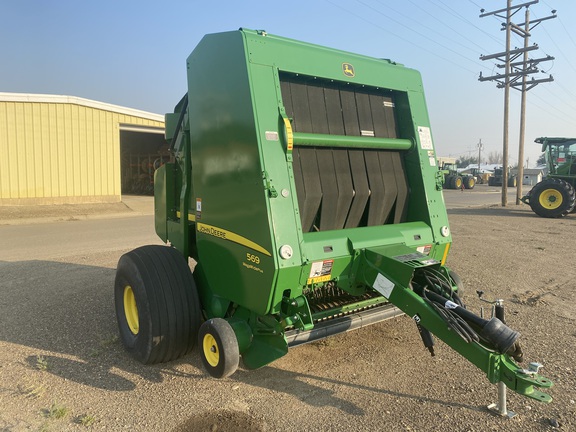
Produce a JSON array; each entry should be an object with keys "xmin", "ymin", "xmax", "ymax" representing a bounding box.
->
[{"xmin": 2, "ymin": 0, "xmax": 574, "ymax": 167}]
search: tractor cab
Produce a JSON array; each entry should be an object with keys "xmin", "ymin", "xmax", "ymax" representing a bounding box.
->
[{"xmin": 538, "ymin": 137, "xmax": 576, "ymax": 177}]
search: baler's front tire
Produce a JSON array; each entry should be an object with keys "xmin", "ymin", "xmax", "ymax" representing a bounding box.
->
[
  {"xmin": 114, "ymin": 245, "xmax": 201, "ymax": 364},
  {"xmin": 199, "ymin": 318, "xmax": 239, "ymax": 378},
  {"xmin": 448, "ymin": 270, "xmax": 465, "ymax": 306}
]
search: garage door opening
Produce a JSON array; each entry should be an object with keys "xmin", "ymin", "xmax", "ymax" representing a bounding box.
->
[{"xmin": 120, "ymin": 125, "xmax": 167, "ymax": 195}]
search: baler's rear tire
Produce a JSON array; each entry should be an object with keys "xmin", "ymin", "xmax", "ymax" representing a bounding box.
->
[
  {"xmin": 199, "ymin": 318, "xmax": 239, "ymax": 378},
  {"xmin": 114, "ymin": 245, "xmax": 201, "ymax": 364},
  {"xmin": 529, "ymin": 178, "xmax": 576, "ymax": 218}
]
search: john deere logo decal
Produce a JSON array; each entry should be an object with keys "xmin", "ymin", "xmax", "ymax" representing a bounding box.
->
[{"xmin": 342, "ymin": 63, "xmax": 355, "ymax": 77}]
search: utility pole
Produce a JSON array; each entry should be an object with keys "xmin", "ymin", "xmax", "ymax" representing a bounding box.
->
[
  {"xmin": 477, "ymin": 139, "xmax": 483, "ymax": 170},
  {"xmin": 514, "ymin": 7, "xmax": 556, "ymax": 204},
  {"xmin": 478, "ymin": 0, "xmax": 556, "ymax": 207}
]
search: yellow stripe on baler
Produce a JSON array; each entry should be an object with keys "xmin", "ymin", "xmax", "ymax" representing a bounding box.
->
[
  {"xmin": 196, "ymin": 222, "xmax": 272, "ymax": 256},
  {"xmin": 441, "ymin": 243, "xmax": 451, "ymax": 266}
]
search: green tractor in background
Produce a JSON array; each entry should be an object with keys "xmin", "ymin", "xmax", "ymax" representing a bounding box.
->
[
  {"xmin": 440, "ymin": 162, "xmax": 475, "ymax": 189},
  {"xmin": 488, "ymin": 166, "xmax": 517, "ymax": 187},
  {"xmin": 522, "ymin": 137, "xmax": 576, "ymax": 218}
]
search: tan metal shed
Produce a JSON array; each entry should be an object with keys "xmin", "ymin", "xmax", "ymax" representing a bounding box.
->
[{"xmin": 0, "ymin": 93, "xmax": 165, "ymax": 205}]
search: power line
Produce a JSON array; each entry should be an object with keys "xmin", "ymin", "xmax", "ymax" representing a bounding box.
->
[
  {"xmin": 323, "ymin": 0, "xmax": 481, "ymax": 75},
  {"xmin": 405, "ymin": 0, "xmax": 496, "ymax": 53},
  {"xmin": 436, "ymin": 0, "xmax": 504, "ymax": 46},
  {"xmin": 479, "ymin": 0, "xmax": 556, "ymax": 206},
  {"xmin": 531, "ymin": 9, "xmax": 576, "ymax": 75},
  {"xmin": 354, "ymin": 0, "xmax": 491, "ymax": 72},
  {"xmin": 383, "ymin": 0, "xmax": 486, "ymax": 54}
]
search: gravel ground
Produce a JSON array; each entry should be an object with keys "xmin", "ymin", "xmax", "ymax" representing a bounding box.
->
[{"xmin": 0, "ymin": 204, "xmax": 574, "ymax": 431}]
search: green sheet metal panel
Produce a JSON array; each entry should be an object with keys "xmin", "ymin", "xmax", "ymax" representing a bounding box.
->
[{"xmin": 184, "ymin": 28, "xmax": 451, "ymax": 317}]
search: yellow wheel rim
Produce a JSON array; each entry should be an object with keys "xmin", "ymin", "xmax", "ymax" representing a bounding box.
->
[
  {"xmin": 455, "ymin": 178, "xmax": 462, "ymax": 188},
  {"xmin": 123, "ymin": 285, "xmax": 139, "ymax": 335},
  {"xmin": 203, "ymin": 333, "xmax": 220, "ymax": 367},
  {"xmin": 539, "ymin": 189, "xmax": 562, "ymax": 210}
]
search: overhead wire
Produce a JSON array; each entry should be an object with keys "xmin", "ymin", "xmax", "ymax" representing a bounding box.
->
[
  {"xmin": 438, "ymin": 0, "xmax": 504, "ymax": 46},
  {"xmin": 354, "ymin": 0, "xmax": 488, "ymax": 73},
  {"xmin": 541, "ymin": 1, "xmax": 576, "ymax": 51},
  {"xmin": 375, "ymin": 0, "xmax": 494, "ymax": 70},
  {"xmin": 323, "ymin": 0, "xmax": 481, "ymax": 75},
  {"xmin": 322, "ymin": 0, "xmax": 574, "ymax": 149},
  {"xmin": 531, "ymin": 10, "xmax": 576, "ymax": 75}
]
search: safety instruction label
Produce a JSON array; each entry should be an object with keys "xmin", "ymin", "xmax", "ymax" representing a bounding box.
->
[
  {"xmin": 418, "ymin": 126, "xmax": 433, "ymax": 150},
  {"xmin": 373, "ymin": 273, "xmax": 394, "ymax": 299},
  {"xmin": 195, "ymin": 198, "xmax": 202, "ymax": 221},
  {"xmin": 394, "ymin": 252, "xmax": 428, "ymax": 262},
  {"xmin": 416, "ymin": 245, "xmax": 432, "ymax": 255},
  {"xmin": 307, "ymin": 260, "xmax": 333, "ymax": 284}
]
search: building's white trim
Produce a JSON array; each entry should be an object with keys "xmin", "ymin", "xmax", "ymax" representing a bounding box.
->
[
  {"xmin": 119, "ymin": 123, "xmax": 165, "ymax": 134},
  {"xmin": 0, "ymin": 92, "xmax": 164, "ymax": 123}
]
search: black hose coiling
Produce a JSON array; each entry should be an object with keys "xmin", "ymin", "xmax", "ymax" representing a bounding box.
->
[{"xmin": 412, "ymin": 267, "xmax": 522, "ymax": 362}]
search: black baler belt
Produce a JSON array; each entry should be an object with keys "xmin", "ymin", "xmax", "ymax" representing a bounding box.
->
[
  {"xmin": 391, "ymin": 151, "xmax": 409, "ymax": 223},
  {"xmin": 298, "ymin": 147, "xmax": 323, "ymax": 232},
  {"xmin": 292, "ymin": 148, "xmax": 307, "ymax": 225},
  {"xmin": 317, "ymin": 149, "xmax": 339, "ymax": 231},
  {"xmin": 332, "ymin": 149, "xmax": 354, "ymax": 229},
  {"xmin": 377, "ymin": 151, "xmax": 398, "ymax": 224},
  {"xmin": 345, "ymin": 149, "xmax": 370, "ymax": 229},
  {"xmin": 365, "ymin": 150, "xmax": 388, "ymax": 226}
]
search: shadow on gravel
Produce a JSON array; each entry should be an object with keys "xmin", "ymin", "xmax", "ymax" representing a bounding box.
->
[
  {"xmin": 234, "ymin": 367, "xmax": 365, "ymax": 416},
  {"xmin": 447, "ymin": 206, "xmax": 543, "ymax": 219},
  {"xmin": 232, "ymin": 367, "xmax": 486, "ymax": 415},
  {"xmin": 173, "ymin": 409, "xmax": 266, "ymax": 432},
  {"xmin": 0, "ymin": 259, "xmax": 199, "ymax": 391}
]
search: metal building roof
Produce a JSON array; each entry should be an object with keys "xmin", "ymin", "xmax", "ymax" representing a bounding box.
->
[{"xmin": 0, "ymin": 92, "xmax": 164, "ymax": 123}]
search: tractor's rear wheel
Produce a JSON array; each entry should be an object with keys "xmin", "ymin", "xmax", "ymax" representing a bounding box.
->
[
  {"xmin": 199, "ymin": 318, "xmax": 240, "ymax": 378},
  {"xmin": 464, "ymin": 176, "xmax": 475, "ymax": 189},
  {"xmin": 114, "ymin": 245, "xmax": 201, "ymax": 364},
  {"xmin": 529, "ymin": 178, "xmax": 576, "ymax": 218},
  {"xmin": 450, "ymin": 176, "xmax": 463, "ymax": 189},
  {"xmin": 508, "ymin": 177, "xmax": 517, "ymax": 187}
]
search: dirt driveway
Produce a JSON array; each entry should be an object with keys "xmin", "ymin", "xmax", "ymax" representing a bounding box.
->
[{"xmin": 0, "ymin": 205, "xmax": 574, "ymax": 431}]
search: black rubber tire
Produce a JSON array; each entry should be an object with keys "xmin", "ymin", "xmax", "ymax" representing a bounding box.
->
[
  {"xmin": 508, "ymin": 177, "xmax": 517, "ymax": 187},
  {"xmin": 449, "ymin": 270, "xmax": 463, "ymax": 292},
  {"xmin": 529, "ymin": 178, "xmax": 576, "ymax": 218},
  {"xmin": 488, "ymin": 177, "xmax": 495, "ymax": 186},
  {"xmin": 464, "ymin": 176, "xmax": 475, "ymax": 190},
  {"xmin": 198, "ymin": 318, "xmax": 240, "ymax": 379},
  {"xmin": 114, "ymin": 245, "xmax": 202, "ymax": 364},
  {"xmin": 449, "ymin": 176, "xmax": 462, "ymax": 189},
  {"xmin": 443, "ymin": 175, "xmax": 453, "ymax": 189},
  {"xmin": 567, "ymin": 182, "xmax": 576, "ymax": 213},
  {"xmin": 448, "ymin": 270, "xmax": 464, "ymax": 306}
]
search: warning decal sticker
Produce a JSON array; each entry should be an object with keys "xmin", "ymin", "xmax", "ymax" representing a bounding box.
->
[{"xmin": 307, "ymin": 260, "xmax": 334, "ymax": 284}]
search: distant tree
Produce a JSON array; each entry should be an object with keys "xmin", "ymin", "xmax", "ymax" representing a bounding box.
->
[
  {"xmin": 486, "ymin": 151, "xmax": 503, "ymax": 164},
  {"xmin": 536, "ymin": 153, "xmax": 546, "ymax": 166},
  {"xmin": 456, "ymin": 156, "xmax": 478, "ymax": 168}
]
